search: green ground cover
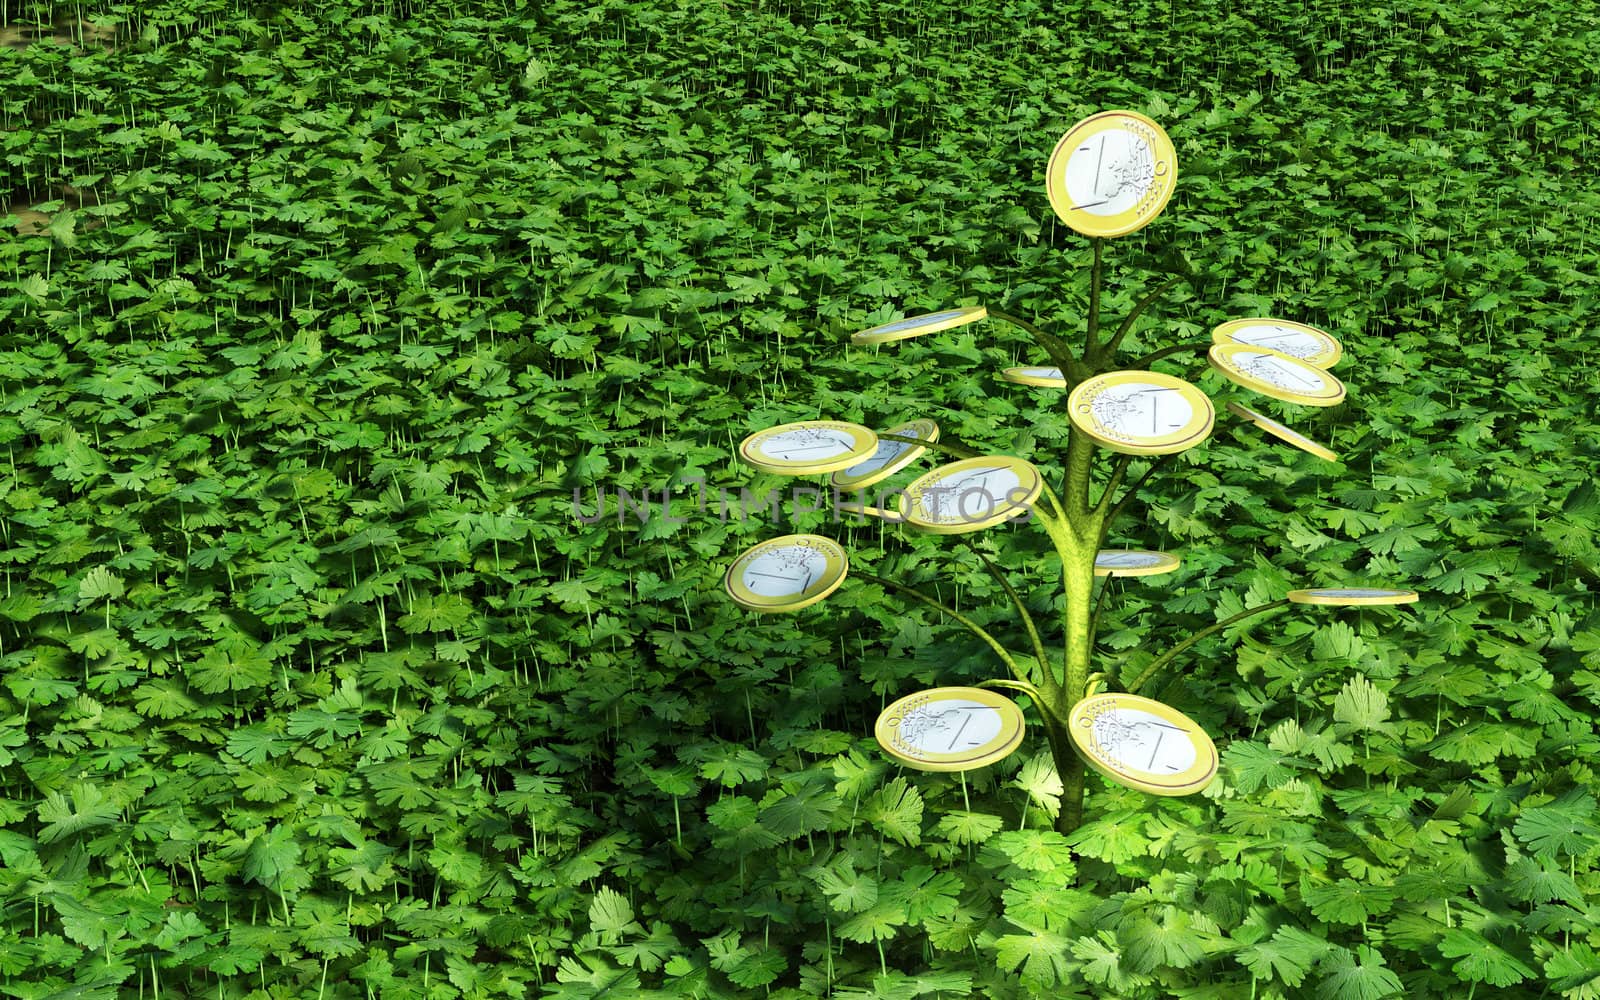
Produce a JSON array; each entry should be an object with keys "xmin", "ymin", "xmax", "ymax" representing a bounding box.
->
[{"xmin": 2, "ymin": 0, "xmax": 1599, "ymax": 995}]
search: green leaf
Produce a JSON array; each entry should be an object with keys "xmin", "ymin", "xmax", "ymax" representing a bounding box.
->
[
  {"xmin": 1503, "ymin": 856, "xmax": 1585, "ymax": 905},
  {"xmin": 1544, "ymin": 941, "xmax": 1600, "ymax": 996},
  {"xmin": 1313, "ymin": 620, "xmax": 1367, "ymax": 662},
  {"xmin": 588, "ymin": 886, "xmax": 640, "ymax": 942},
  {"xmin": 395, "ymin": 593, "xmax": 474, "ymax": 633},
  {"xmin": 1514, "ymin": 790, "xmax": 1600, "ymax": 858},
  {"xmin": 935, "ymin": 810, "xmax": 1003, "ymax": 846},
  {"xmin": 206, "ymin": 945, "xmax": 265, "ymax": 976},
  {"xmin": 328, "ymin": 841, "xmax": 396, "ymax": 893},
  {"xmin": 697, "ymin": 746, "xmax": 768, "ymax": 787},
  {"xmin": 891, "ymin": 970, "xmax": 974, "ymax": 996},
  {"xmin": 984, "ymin": 829, "xmax": 1078, "ymax": 874},
  {"xmin": 1064, "ymin": 811, "xmax": 1149, "ymax": 863},
  {"xmin": 551, "ymin": 954, "xmax": 641, "ymax": 999},
  {"xmin": 1121, "ymin": 907, "xmax": 1216, "ymax": 971},
  {"xmin": 994, "ymin": 925, "xmax": 1077, "ymax": 989},
  {"xmin": 1072, "ymin": 931, "xmax": 1148, "ymax": 993},
  {"xmin": 225, "ymin": 725, "xmax": 290, "ymax": 764},
  {"xmin": 243, "ymin": 825, "xmax": 306, "ymax": 893},
  {"xmin": 1302, "ymin": 879, "xmax": 1395, "ymax": 925},
  {"xmin": 1438, "ymin": 929, "xmax": 1534, "ymax": 987},
  {"xmin": 1003, "ymin": 879, "xmax": 1096, "ymax": 933},
  {"xmin": 832, "ymin": 750, "xmax": 887, "ymax": 799},
  {"xmin": 189, "ymin": 648, "xmax": 274, "ymax": 693},
  {"xmin": 37, "ymin": 782, "xmax": 120, "ymax": 844},
  {"xmin": 285, "ymin": 708, "xmax": 362, "ymax": 748},
  {"xmin": 1223, "ymin": 740, "xmax": 1299, "ymax": 793},
  {"xmin": 49, "ymin": 894, "xmax": 123, "ymax": 950},
  {"xmin": 811, "ymin": 859, "xmax": 878, "ymax": 913},
  {"xmin": 76, "ymin": 566, "xmax": 125, "ymax": 605},
  {"xmin": 724, "ymin": 944, "xmax": 785, "ymax": 988},
  {"xmin": 1316, "ymin": 945, "xmax": 1404, "ymax": 1000},
  {"xmin": 1236, "ymin": 925, "xmax": 1330, "ymax": 988},
  {"xmin": 865, "ymin": 776, "xmax": 923, "ymax": 846},
  {"xmin": 1268, "ymin": 717, "xmax": 1354, "ymax": 772},
  {"xmin": 1332, "ymin": 674, "xmax": 1391, "ymax": 732},
  {"xmin": 883, "ymin": 867, "xmax": 961, "ymax": 924},
  {"xmin": 610, "ymin": 922, "xmax": 679, "ymax": 973},
  {"xmin": 1009, "ymin": 751, "xmax": 1062, "ymax": 818},
  {"xmin": 760, "ymin": 784, "xmax": 839, "ymax": 840},
  {"xmin": 835, "ymin": 901, "xmax": 907, "ymax": 944},
  {"xmin": 132, "ymin": 680, "xmax": 197, "ymax": 719},
  {"xmin": 18, "ymin": 273, "xmax": 48, "ymax": 301},
  {"xmin": 152, "ymin": 910, "xmax": 210, "ymax": 950}
]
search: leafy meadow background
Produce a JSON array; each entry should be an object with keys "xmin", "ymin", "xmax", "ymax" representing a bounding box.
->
[{"xmin": 2, "ymin": 0, "xmax": 1599, "ymax": 996}]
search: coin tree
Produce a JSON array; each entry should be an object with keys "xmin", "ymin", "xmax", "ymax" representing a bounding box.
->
[{"xmin": 722, "ymin": 110, "xmax": 1418, "ymax": 835}]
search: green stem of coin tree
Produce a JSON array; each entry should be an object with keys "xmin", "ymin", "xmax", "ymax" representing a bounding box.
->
[
  {"xmin": 1035, "ymin": 429, "xmax": 1103, "ymax": 833},
  {"xmin": 869, "ymin": 244, "xmax": 1212, "ymax": 836},
  {"xmin": 1034, "ymin": 242, "xmax": 1196, "ymax": 834},
  {"xmin": 1031, "ymin": 238, "xmax": 1109, "ymax": 834}
]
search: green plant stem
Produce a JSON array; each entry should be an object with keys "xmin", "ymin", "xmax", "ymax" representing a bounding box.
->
[
  {"xmin": 1128, "ymin": 339, "xmax": 1211, "ymax": 370},
  {"xmin": 979, "ymin": 674, "xmax": 1076, "ymax": 830},
  {"xmin": 1088, "ymin": 576, "xmax": 1114, "ymax": 647},
  {"xmin": 875, "ymin": 433, "xmax": 979, "ymax": 461},
  {"xmin": 1097, "ymin": 454, "xmax": 1174, "ymax": 531},
  {"xmin": 1126, "ymin": 599, "xmax": 1291, "ymax": 695},
  {"xmin": 1083, "ymin": 238, "xmax": 1105, "ymax": 358},
  {"xmin": 986, "ymin": 308, "xmax": 1053, "ymax": 342},
  {"xmin": 977, "ymin": 677, "xmax": 1043, "ymax": 702},
  {"xmin": 1037, "ymin": 708, "xmax": 1081, "ymax": 828},
  {"xmin": 1061, "ymin": 423, "xmax": 1099, "ymax": 521},
  {"xmin": 1036, "ymin": 479, "xmax": 1067, "ymax": 523},
  {"xmin": 851, "ymin": 570, "xmax": 1024, "ymax": 679},
  {"xmin": 1098, "ymin": 454, "xmax": 1134, "ymax": 510},
  {"xmin": 1096, "ymin": 274, "xmax": 1187, "ymax": 362},
  {"xmin": 1031, "ymin": 425, "xmax": 1102, "ymax": 833}
]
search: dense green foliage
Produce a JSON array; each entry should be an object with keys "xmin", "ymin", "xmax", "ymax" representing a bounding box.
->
[{"xmin": 2, "ymin": 0, "xmax": 1599, "ymax": 995}]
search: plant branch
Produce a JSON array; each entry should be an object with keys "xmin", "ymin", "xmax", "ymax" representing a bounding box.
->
[
  {"xmin": 1097, "ymin": 454, "xmax": 1174, "ymax": 535},
  {"xmin": 1083, "ymin": 238, "xmax": 1104, "ymax": 359},
  {"xmin": 1097, "ymin": 274, "xmax": 1187, "ymax": 362},
  {"xmin": 1088, "ymin": 575, "xmax": 1114, "ymax": 647},
  {"xmin": 876, "ymin": 433, "xmax": 980, "ymax": 460},
  {"xmin": 1036, "ymin": 478, "xmax": 1067, "ymax": 525},
  {"xmin": 852, "ymin": 570, "xmax": 1024, "ymax": 678},
  {"xmin": 1128, "ymin": 339, "xmax": 1211, "ymax": 370},
  {"xmin": 971, "ymin": 547, "xmax": 1061, "ymax": 699},
  {"xmin": 1096, "ymin": 454, "xmax": 1134, "ymax": 511},
  {"xmin": 977, "ymin": 677, "xmax": 1044, "ymax": 702},
  {"xmin": 1125, "ymin": 599, "xmax": 1291, "ymax": 695},
  {"xmin": 988, "ymin": 310, "xmax": 1088, "ymax": 384}
]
